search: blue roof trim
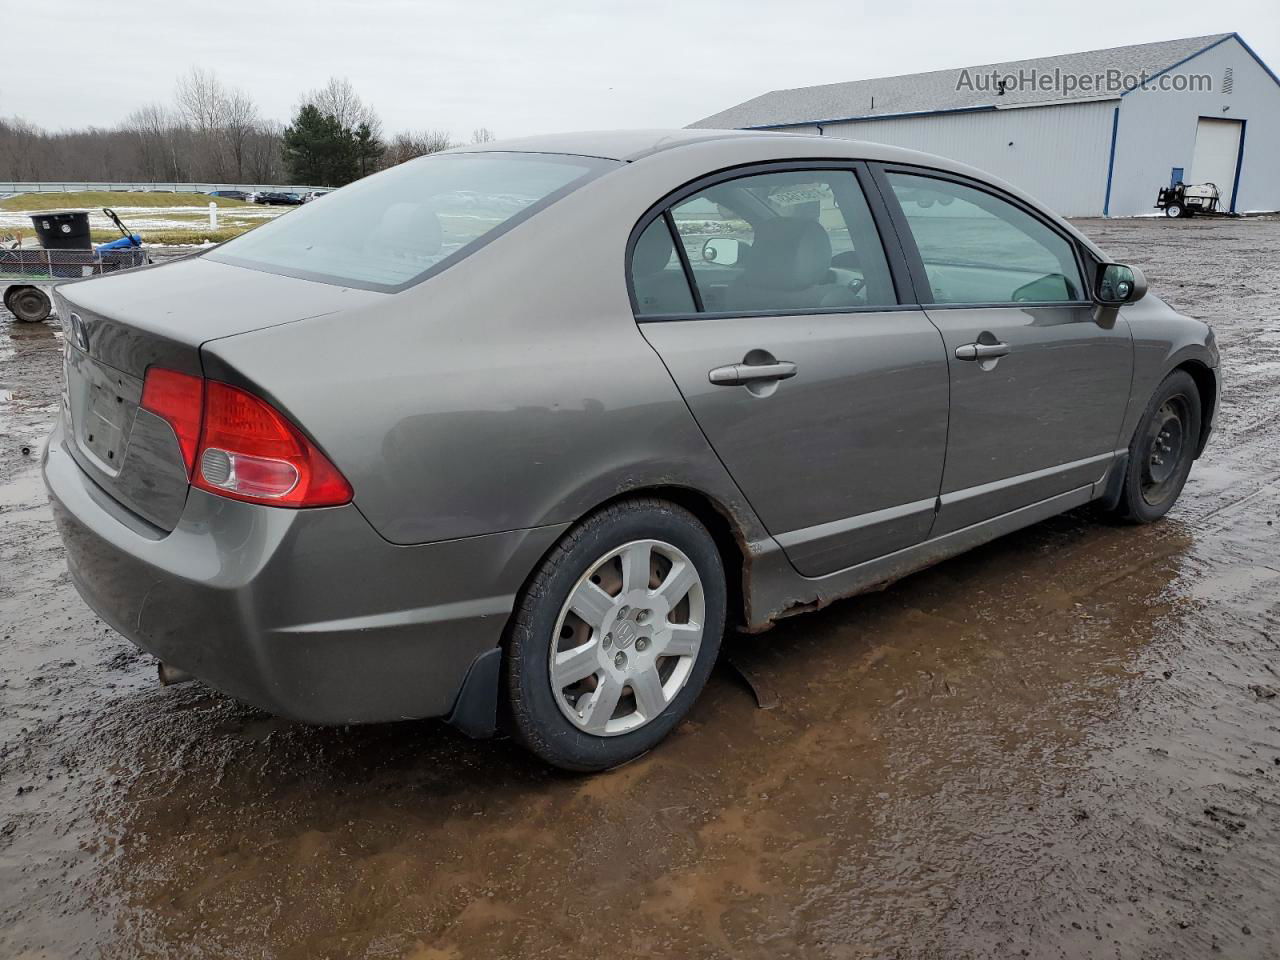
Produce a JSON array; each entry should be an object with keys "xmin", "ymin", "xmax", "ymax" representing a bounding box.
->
[
  {"xmin": 743, "ymin": 104, "xmax": 998, "ymax": 131},
  {"xmin": 1119, "ymin": 34, "xmax": 1233, "ymax": 96},
  {"xmin": 1115, "ymin": 32, "xmax": 1280, "ymax": 96},
  {"xmin": 1230, "ymin": 32, "xmax": 1280, "ymax": 90}
]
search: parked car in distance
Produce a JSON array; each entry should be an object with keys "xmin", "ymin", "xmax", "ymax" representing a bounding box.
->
[
  {"xmin": 302, "ymin": 190, "xmax": 331, "ymax": 202},
  {"xmin": 43, "ymin": 130, "xmax": 1219, "ymax": 772},
  {"xmin": 256, "ymin": 191, "xmax": 304, "ymax": 206},
  {"xmin": 208, "ymin": 190, "xmax": 251, "ymax": 202}
]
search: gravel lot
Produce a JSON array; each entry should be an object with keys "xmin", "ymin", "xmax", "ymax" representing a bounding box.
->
[{"xmin": 2, "ymin": 218, "xmax": 1279, "ymax": 959}]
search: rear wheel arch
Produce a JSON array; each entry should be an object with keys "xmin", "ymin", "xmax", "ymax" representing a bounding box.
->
[
  {"xmin": 623, "ymin": 486, "xmax": 748, "ymax": 633},
  {"xmin": 504, "ymin": 486, "xmax": 748, "ymax": 652}
]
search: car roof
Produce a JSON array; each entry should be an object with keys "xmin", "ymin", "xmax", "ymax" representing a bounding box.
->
[
  {"xmin": 446, "ymin": 127, "xmax": 997, "ymax": 172},
  {"xmin": 447, "ymin": 128, "xmax": 792, "ymax": 162}
]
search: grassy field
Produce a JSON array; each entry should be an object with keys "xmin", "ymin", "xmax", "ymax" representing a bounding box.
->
[{"xmin": 0, "ymin": 191, "xmax": 251, "ymax": 212}]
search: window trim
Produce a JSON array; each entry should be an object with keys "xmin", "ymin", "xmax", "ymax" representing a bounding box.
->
[
  {"xmin": 625, "ymin": 159, "xmax": 914, "ymax": 323},
  {"xmin": 867, "ymin": 162, "xmax": 1093, "ymax": 309},
  {"xmin": 663, "ymin": 210, "xmax": 703, "ymax": 313}
]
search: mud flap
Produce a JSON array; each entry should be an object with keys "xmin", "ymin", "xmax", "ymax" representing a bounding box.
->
[
  {"xmin": 724, "ymin": 636, "xmax": 781, "ymax": 710},
  {"xmin": 1099, "ymin": 451, "xmax": 1130, "ymax": 512},
  {"xmin": 446, "ymin": 647, "xmax": 503, "ymax": 738}
]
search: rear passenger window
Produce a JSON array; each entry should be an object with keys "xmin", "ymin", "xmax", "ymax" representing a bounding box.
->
[
  {"xmin": 666, "ymin": 170, "xmax": 896, "ymax": 314},
  {"xmin": 630, "ymin": 217, "xmax": 696, "ymax": 315},
  {"xmin": 886, "ymin": 172, "xmax": 1084, "ymax": 305}
]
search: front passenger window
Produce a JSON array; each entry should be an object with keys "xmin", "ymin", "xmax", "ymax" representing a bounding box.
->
[{"xmin": 886, "ymin": 172, "xmax": 1084, "ymax": 304}]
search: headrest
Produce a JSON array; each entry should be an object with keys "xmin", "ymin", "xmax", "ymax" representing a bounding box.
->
[
  {"xmin": 633, "ymin": 221, "xmax": 675, "ymax": 276},
  {"xmin": 369, "ymin": 203, "xmax": 442, "ymax": 258},
  {"xmin": 742, "ymin": 218, "xmax": 830, "ymax": 291}
]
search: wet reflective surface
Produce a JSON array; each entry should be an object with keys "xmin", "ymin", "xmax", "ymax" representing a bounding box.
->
[{"xmin": 3, "ymin": 220, "xmax": 1279, "ymax": 958}]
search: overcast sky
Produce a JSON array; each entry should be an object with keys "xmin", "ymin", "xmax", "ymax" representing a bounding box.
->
[{"xmin": 3, "ymin": 0, "xmax": 1277, "ymax": 139}]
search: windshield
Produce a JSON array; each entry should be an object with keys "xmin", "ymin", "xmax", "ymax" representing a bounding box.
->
[{"xmin": 208, "ymin": 151, "xmax": 616, "ymax": 291}]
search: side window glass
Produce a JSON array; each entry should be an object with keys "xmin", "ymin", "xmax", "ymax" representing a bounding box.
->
[
  {"xmin": 629, "ymin": 217, "xmax": 696, "ymax": 316},
  {"xmin": 886, "ymin": 172, "xmax": 1084, "ymax": 304},
  {"xmin": 668, "ymin": 169, "xmax": 896, "ymax": 314}
]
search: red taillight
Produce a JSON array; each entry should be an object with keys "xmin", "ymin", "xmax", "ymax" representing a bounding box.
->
[
  {"xmin": 140, "ymin": 368, "xmax": 203, "ymax": 473},
  {"xmin": 140, "ymin": 368, "xmax": 352, "ymax": 508}
]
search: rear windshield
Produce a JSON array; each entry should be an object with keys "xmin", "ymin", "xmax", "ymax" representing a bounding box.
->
[{"xmin": 207, "ymin": 151, "xmax": 616, "ymax": 291}]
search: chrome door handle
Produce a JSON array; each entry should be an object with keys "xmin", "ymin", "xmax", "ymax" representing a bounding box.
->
[
  {"xmin": 708, "ymin": 360, "xmax": 798, "ymax": 386},
  {"xmin": 955, "ymin": 341, "xmax": 1010, "ymax": 361}
]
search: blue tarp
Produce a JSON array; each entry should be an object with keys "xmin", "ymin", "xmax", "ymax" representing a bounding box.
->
[{"xmin": 96, "ymin": 234, "xmax": 142, "ymax": 252}]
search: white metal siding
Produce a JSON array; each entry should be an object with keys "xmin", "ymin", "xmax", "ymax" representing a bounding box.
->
[
  {"xmin": 1111, "ymin": 37, "xmax": 1280, "ymax": 216},
  {"xmin": 767, "ymin": 101, "xmax": 1116, "ymax": 216}
]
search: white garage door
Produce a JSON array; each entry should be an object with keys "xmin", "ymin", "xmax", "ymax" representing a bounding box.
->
[{"xmin": 1190, "ymin": 117, "xmax": 1243, "ymax": 204}]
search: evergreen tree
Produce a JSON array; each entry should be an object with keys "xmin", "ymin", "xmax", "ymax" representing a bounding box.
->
[
  {"xmin": 352, "ymin": 122, "xmax": 384, "ymax": 178},
  {"xmin": 282, "ymin": 104, "xmax": 354, "ymax": 186}
]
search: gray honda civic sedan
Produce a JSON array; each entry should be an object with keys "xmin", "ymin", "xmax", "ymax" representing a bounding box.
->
[{"xmin": 43, "ymin": 130, "xmax": 1218, "ymax": 771}]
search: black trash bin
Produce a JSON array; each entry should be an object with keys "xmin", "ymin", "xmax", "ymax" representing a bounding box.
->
[{"xmin": 30, "ymin": 210, "xmax": 92, "ymax": 250}]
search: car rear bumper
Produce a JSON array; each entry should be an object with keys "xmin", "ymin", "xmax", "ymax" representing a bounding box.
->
[{"xmin": 43, "ymin": 416, "xmax": 565, "ymax": 726}]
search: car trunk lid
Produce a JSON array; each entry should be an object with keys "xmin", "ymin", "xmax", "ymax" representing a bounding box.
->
[{"xmin": 54, "ymin": 256, "xmax": 383, "ymax": 531}]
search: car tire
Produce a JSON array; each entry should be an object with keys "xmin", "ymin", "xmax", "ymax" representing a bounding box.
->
[
  {"xmin": 1165, "ymin": 203, "xmax": 1184, "ymax": 218},
  {"xmin": 506, "ymin": 497, "xmax": 726, "ymax": 772},
  {"xmin": 5, "ymin": 285, "xmax": 51, "ymax": 323},
  {"xmin": 1112, "ymin": 370, "xmax": 1202, "ymax": 523}
]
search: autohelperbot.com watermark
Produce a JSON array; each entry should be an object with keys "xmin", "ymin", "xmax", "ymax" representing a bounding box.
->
[{"xmin": 956, "ymin": 67, "xmax": 1212, "ymax": 96}]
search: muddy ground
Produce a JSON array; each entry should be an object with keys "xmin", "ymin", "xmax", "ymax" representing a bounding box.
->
[{"xmin": 2, "ymin": 218, "xmax": 1278, "ymax": 959}]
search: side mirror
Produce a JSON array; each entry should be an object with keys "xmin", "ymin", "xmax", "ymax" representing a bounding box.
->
[
  {"xmin": 701, "ymin": 237, "xmax": 741, "ymax": 266},
  {"xmin": 1096, "ymin": 263, "xmax": 1147, "ymax": 305}
]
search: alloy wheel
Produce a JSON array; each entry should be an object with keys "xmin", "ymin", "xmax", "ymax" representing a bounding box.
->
[{"xmin": 549, "ymin": 539, "xmax": 705, "ymax": 736}]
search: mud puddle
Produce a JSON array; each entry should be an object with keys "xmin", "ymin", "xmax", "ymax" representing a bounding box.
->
[{"xmin": 2, "ymin": 224, "xmax": 1280, "ymax": 958}]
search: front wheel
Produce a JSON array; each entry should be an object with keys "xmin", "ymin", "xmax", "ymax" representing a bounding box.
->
[
  {"xmin": 506, "ymin": 498, "xmax": 726, "ymax": 772},
  {"xmin": 1111, "ymin": 370, "xmax": 1202, "ymax": 523},
  {"xmin": 1164, "ymin": 203, "xmax": 1184, "ymax": 218}
]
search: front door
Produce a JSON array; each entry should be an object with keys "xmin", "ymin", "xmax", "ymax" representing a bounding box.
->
[
  {"xmin": 879, "ymin": 168, "xmax": 1133, "ymax": 535},
  {"xmin": 630, "ymin": 165, "xmax": 949, "ymax": 577}
]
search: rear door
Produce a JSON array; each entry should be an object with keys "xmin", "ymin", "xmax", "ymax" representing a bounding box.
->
[
  {"xmin": 632, "ymin": 163, "xmax": 950, "ymax": 577},
  {"xmin": 876, "ymin": 167, "xmax": 1133, "ymax": 535}
]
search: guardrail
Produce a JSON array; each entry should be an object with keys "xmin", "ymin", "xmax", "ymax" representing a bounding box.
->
[{"xmin": 0, "ymin": 181, "xmax": 329, "ymax": 195}]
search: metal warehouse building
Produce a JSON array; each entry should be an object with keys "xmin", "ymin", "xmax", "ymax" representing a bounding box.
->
[{"xmin": 691, "ymin": 33, "xmax": 1279, "ymax": 217}]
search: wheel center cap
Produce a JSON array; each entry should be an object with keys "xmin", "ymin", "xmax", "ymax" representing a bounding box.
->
[{"xmin": 612, "ymin": 618, "xmax": 638, "ymax": 651}]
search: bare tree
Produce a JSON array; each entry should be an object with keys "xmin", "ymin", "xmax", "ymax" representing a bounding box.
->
[
  {"xmin": 303, "ymin": 77, "xmax": 382, "ymax": 138},
  {"xmin": 0, "ymin": 116, "xmax": 44, "ymax": 180},
  {"xmin": 221, "ymin": 89, "xmax": 260, "ymax": 182},
  {"xmin": 471, "ymin": 127, "xmax": 496, "ymax": 144},
  {"xmin": 175, "ymin": 67, "xmax": 229, "ymax": 179},
  {"xmin": 244, "ymin": 119, "xmax": 281, "ymax": 183},
  {"xmin": 124, "ymin": 103, "xmax": 183, "ymax": 180},
  {"xmin": 384, "ymin": 129, "xmax": 454, "ymax": 167},
  {"xmin": 175, "ymin": 67, "xmax": 225, "ymax": 136}
]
